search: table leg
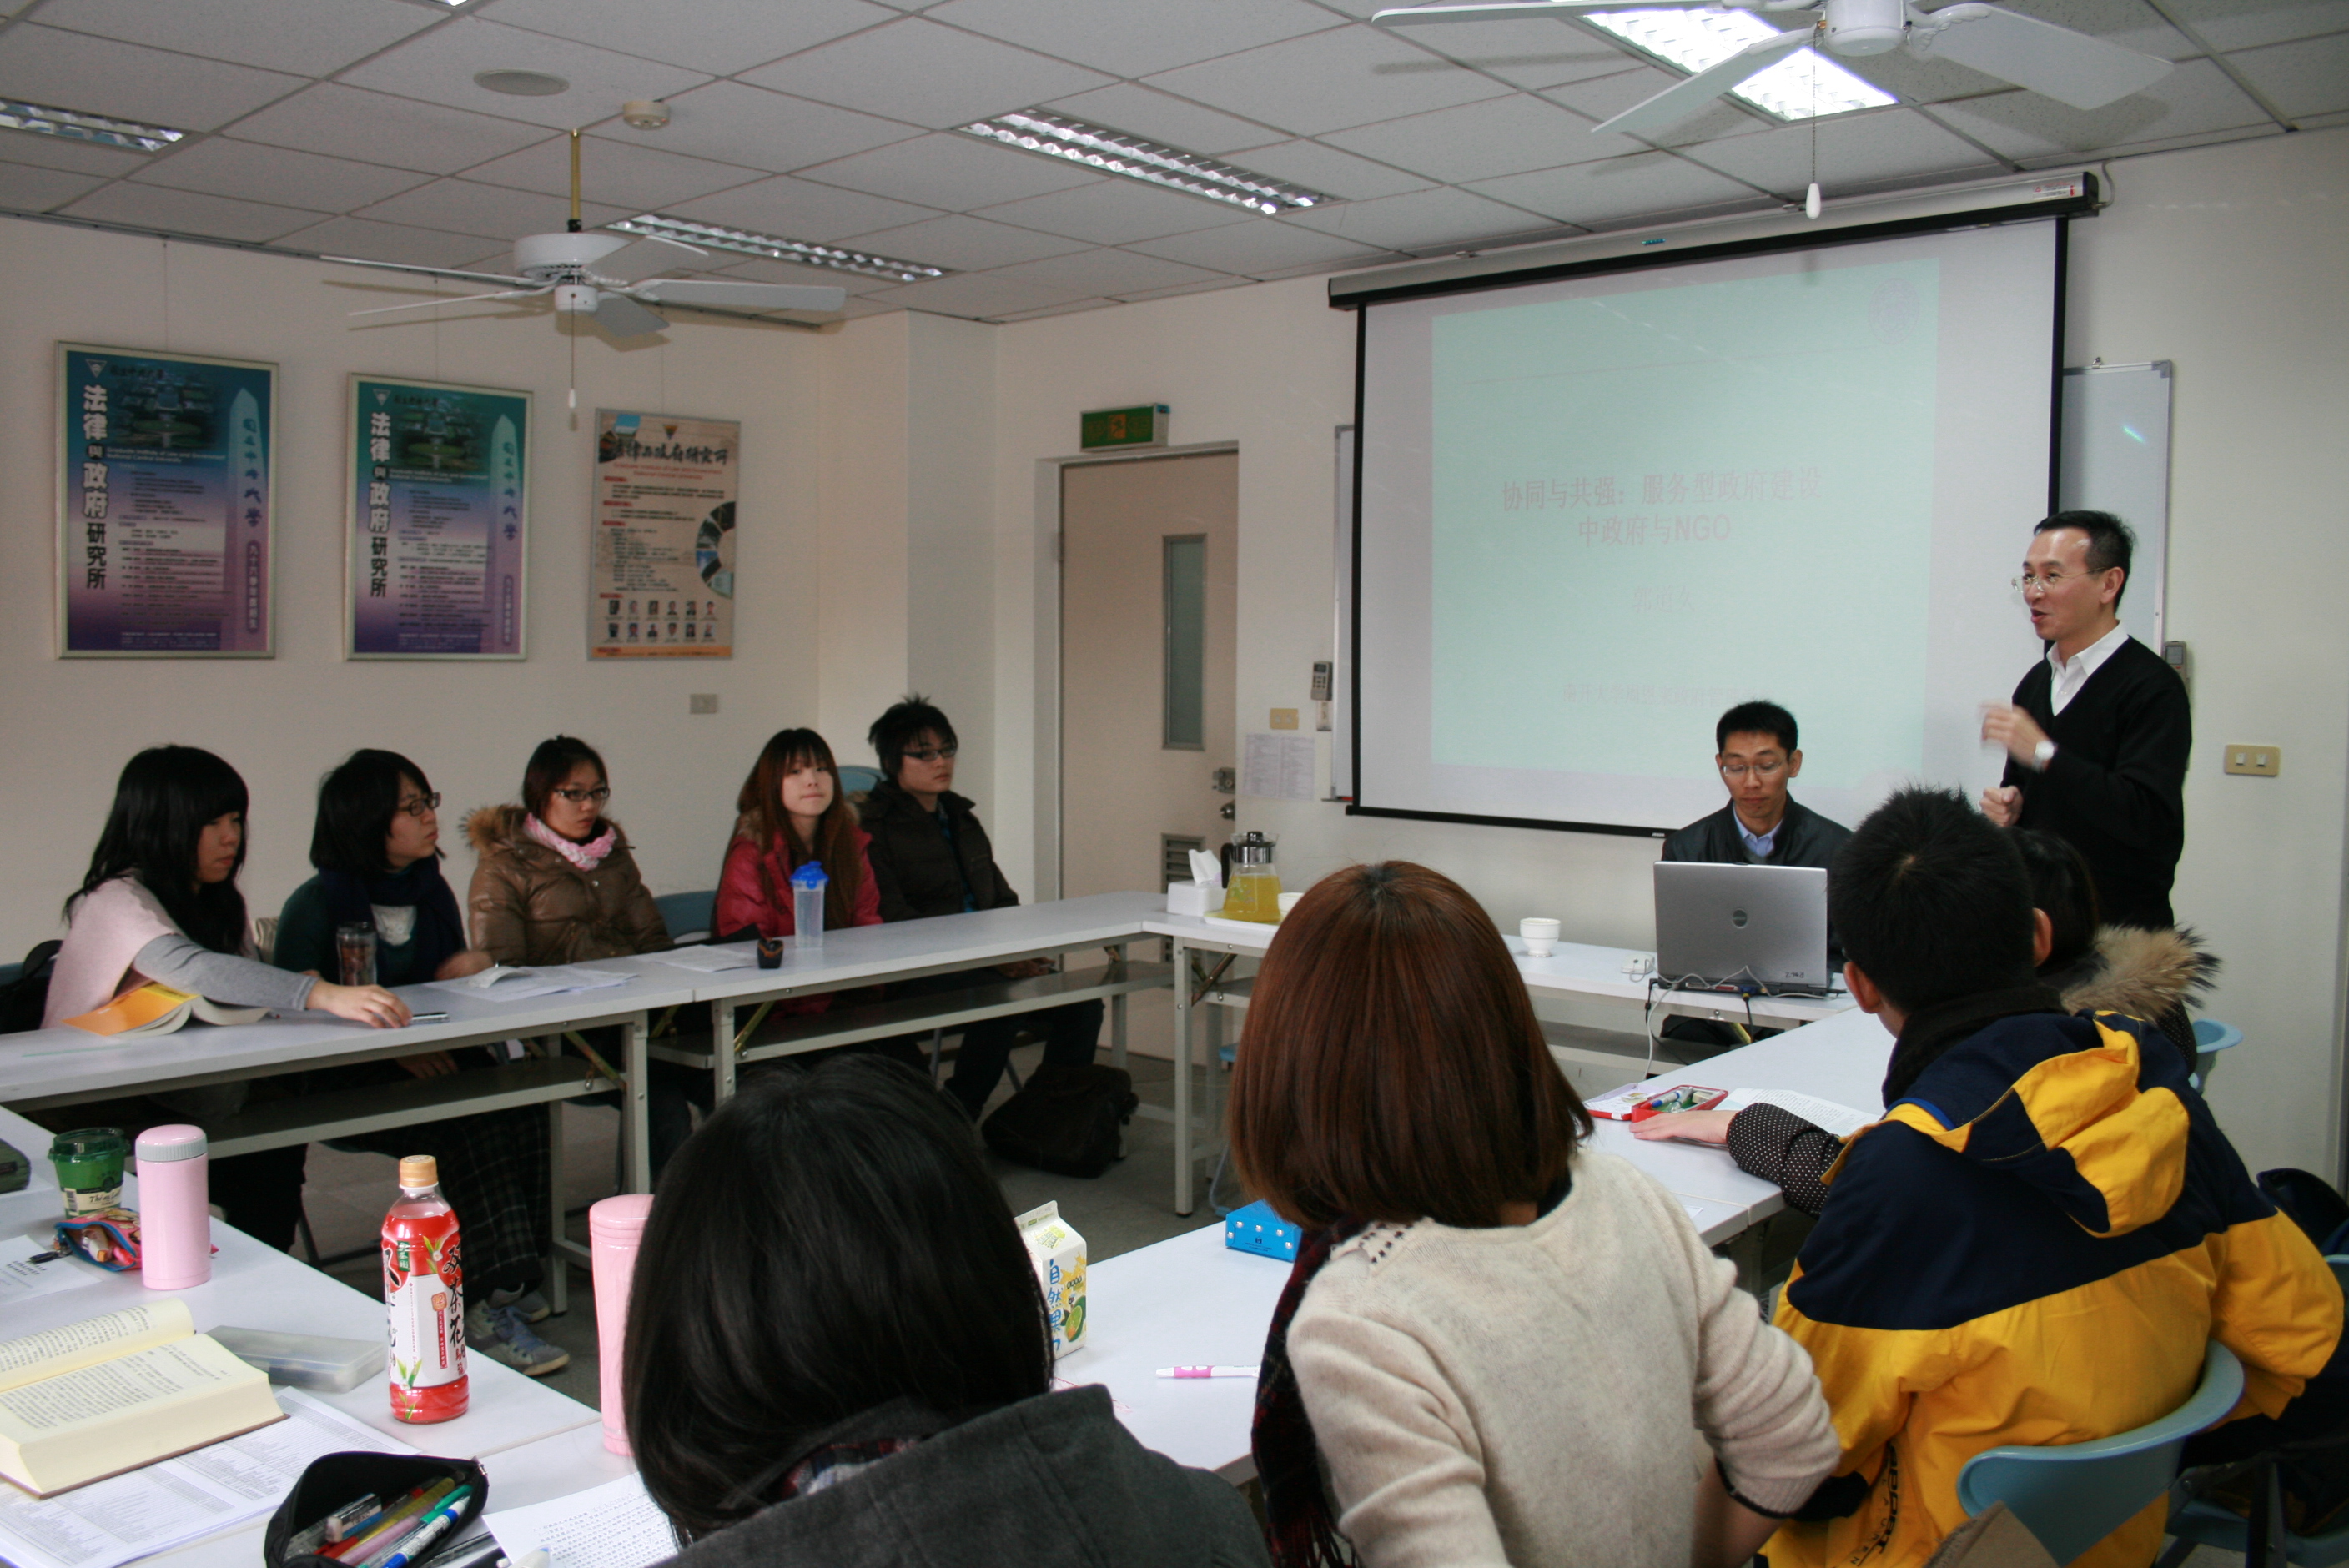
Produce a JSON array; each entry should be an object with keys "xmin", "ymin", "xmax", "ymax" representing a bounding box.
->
[
  {"xmin": 545, "ymin": 1103, "xmax": 568, "ymax": 1315},
  {"xmin": 712, "ymin": 999, "xmax": 737, "ymax": 1103},
  {"xmin": 1108, "ymin": 942, "xmax": 1129, "ymax": 1073},
  {"xmin": 1174, "ymin": 939, "xmax": 1195, "ymax": 1215},
  {"xmin": 622, "ymin": 1012, "xmax": 651, "ymax": 1195}
]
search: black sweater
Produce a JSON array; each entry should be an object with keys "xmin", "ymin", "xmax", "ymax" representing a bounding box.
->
[
  {"xmin": 1660, "ymin": 796, "xmax": 1851, "ymax": 870},
  {"xmin": 858, "ymin": 779, "xmax": 1019, "ymax": 924},
  {"xmin": 1999, "ymin": 635, "xmax": 2191, "ymax": 928}
]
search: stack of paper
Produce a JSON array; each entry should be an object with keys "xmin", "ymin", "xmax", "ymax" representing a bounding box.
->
[
  {"xmin": 486, "ymin": 1472, "xmax": 675, "ymax": 1568},
  {"xmin": 648, "ymin": 946, "xmax": 757, "ymax": 974},
  {"xmin": 430, "ymin": 965, "xmax": 636, "ymax": 1002}
]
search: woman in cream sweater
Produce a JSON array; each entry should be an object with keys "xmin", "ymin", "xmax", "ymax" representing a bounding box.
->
[{"xmin": 1227, "ymin": 862, "xmax": 1839, "ymax": 1568}]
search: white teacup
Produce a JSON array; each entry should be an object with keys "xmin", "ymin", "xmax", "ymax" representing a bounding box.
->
[
  {"xmin": 1519, "ymin": 917, "xmax": 1561, "ymax": 958},
  {"xmin": 1276, "ymin": 891, "xmax": 1303, "ymax": 917}
]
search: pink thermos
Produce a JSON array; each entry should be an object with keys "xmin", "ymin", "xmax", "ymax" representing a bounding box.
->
[
  {"xmin": 134, "ymin": 1125, "xmax": 211, "ymax": 1289},
  {"xmin": 590, "ymin": 1194, "xmax": 656, "ymax": 1455}
]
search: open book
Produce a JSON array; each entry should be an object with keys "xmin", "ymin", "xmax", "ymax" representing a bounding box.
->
[
  {"xmin": 0, "ymin": 1300, "xmax": 284, "ymax": 1496},
  {"xmin": 63, "ymin": 983, "xmax": 268, "ymax": 1038}
]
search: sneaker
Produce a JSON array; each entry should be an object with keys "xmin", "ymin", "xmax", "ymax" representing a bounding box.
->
[
  {"xmin": 464, "ymin": 1301, "xmax": 570, "ymax": 1377},
  {"xmin": 488, "ymin": 1285, "xmax": 553, "ymax": 1324}
]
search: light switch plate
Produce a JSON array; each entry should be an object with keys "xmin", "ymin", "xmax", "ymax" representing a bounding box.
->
[
  {"xmin": 2223, "ymin": 745, "xmax": 2279, "ymax": 776},
  {"xmin": 1270, "ymin": 708, "xmax": 1299, "ymax": 730}
]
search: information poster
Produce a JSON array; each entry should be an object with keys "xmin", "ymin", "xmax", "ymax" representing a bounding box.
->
[
  {"xmin": 347, "ymin": 374, "xmax": 530, "ymax": 661},
  {"xmin": 56, "ymin": 343, "xmax": 275, "ymax": 657},
  {"xmin": 589, "ymin": 409, "xmax": 737, "ymax": 659}
]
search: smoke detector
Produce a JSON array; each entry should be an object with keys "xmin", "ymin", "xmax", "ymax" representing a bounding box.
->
[{"xmin": 621, "ymin": 100, "xmax": 670, "ymax": 130}]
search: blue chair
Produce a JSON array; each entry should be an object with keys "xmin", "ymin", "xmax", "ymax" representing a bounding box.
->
[
  {"xmin": 1958, "ymin": 1340, "xmax": 2245, "ymax": 1565},
  {"xmin": 2194, "ymin": 1018, "xmax": 2244, "ymax": 1093},
  {"xmin": 839, "ymin": 765, "xmax": 883, "ymax": 797},
  {"xmin": 656, "ymin": 889, "xmax": 717, "ymax": 945}
]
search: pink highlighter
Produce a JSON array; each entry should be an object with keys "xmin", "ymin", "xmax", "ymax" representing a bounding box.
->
[{"xmin": 134, "ymin": 1125, "xmax": 211, "ymax": 1289}]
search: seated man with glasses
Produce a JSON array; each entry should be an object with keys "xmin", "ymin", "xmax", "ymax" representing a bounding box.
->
[
  {"xmin": 1662, "ymin": 701, "xmax": 1852, "ymax": 874},
  {"xmin": 859, "ymin": 696, "xmax": 1104, "ymax": 1122},
  {"xmin": 1980, "ymin": 510, "xmax": 2191, "ymax": 929}
]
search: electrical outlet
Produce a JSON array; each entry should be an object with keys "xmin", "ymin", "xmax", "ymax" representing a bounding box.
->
[
  {"xmin": 688, "ymin": 693, "xmax": 718, "ymax": 716},
  {"xmin": 1270, "ymin": 708, "xmax": 1299, "ymax": 731},
  {"xmin": 2222, "ymin": 745, "xmax": 2279, "ymax": 777}
]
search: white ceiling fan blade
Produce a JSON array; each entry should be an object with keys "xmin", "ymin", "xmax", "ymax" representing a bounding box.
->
[
  {"xmin": 1374, "ymin": 0, "xmax": 1707, "ymax": 22},
  {"xmin": 1913, "ymin": 3, "xmax": 2172, "ymax": 110},
  {"xmin": 1592, "ymin": 23, "xmax": 1813, "ymax": 136},
  {"xmin": 346, "ymin": 287, "xmax": 550, "ymax": 319},
  {"xmin": 322, "ymin": 254, "xmax": 533, "ymax": 288},
  {"xmin": 591, "ymin": 292, "xmax": 668, "ymax": 338},
  {"xmin": 629, "ymin": 279, "xmax": 848, "ymax": 313}
]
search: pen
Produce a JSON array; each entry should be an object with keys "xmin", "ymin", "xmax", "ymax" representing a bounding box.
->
[
  {"xmin": 354, "ymin": 1487, "xmax": 472, "ymax": 1568},
  {"xmin": 1155, "ymin": 1365, "xmax": 1260, "ymax": 1378},
  {"xmin": 408, "ymin": 1011, "xmax": 452, "ymax": 1024},
  {"xmin": 329, "ymin": 1480, "xmax": 454, "ymax": 1560}
]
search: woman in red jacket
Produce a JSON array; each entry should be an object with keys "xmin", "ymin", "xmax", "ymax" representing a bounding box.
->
[{"xmin": 715, "ymin": 729, "xmax": 883, "ymax": 1022}]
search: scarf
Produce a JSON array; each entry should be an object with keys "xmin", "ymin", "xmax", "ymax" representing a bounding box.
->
[
  {"xmin": 526, "ymin": 812, "xmax": 617, "ymax": 871},
  {"xmin": 318, "ymin": 858, "xmax": 467, "ymax": 980},
  {"xmin": 1882, "ymin": 981, "xmax": 2067, "ymax": 1105},
  {"xmin": 1254, "ymin": 1217, "xmax": 1369, "ymax": 1568}
]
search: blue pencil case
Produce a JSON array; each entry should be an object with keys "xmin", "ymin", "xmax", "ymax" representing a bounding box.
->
[{"xmin": 1225, "ymin": 1200, "xmax": 1300, "ymax": 1262}]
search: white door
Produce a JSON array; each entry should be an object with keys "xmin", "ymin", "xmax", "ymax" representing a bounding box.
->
[{"xmin": 1061, "ymin": 451, "xmax": 1239, "ymax": 898}]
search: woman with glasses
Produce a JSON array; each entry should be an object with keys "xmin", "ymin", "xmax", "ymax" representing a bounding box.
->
[{"xmin": 465, "ymin": 735, "xmax": 670, "ymax": 965}]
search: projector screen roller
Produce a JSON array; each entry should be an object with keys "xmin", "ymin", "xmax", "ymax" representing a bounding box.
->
[{"xmin": 1355, "ymin": 219, "xmax": 2062, "ymax": 835}]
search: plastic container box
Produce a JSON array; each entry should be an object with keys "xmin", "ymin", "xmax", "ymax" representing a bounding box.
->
[
  {"xmin": 209, "ymin": 1327, "xmax": 384, "ymax": 1393},
  {"xmin": 1225, "ymin": 1200, "xmax": 1300, "ymax": 1262}
]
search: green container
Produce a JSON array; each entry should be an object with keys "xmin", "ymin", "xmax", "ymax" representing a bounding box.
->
[{"xmin": 49, "ymin": 1127, "xmax": 128, "ymax": 1216}]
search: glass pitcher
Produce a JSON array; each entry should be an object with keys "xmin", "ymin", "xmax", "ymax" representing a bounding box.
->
[{"xmin": 1220, "ymin": 831, "xmax": 1282, "ymax": 923}]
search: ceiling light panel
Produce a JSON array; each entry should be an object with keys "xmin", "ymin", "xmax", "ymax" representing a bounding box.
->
[
  {"xmin": 0, "ymin": 98, "xmax": 184, "ymax": 153},
  {"xmin": 606, "ymin": 214, "xmax": 949, "ymax": 284},
  {"xmin": 1584, "ymin": 11, "xmax": 1897, "ymax": 120},
  {"xmin": 956, "ymin": 110, "xmax": 1335, "ymax": 215}
]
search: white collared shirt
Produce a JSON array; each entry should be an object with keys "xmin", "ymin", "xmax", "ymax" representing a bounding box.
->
[{"xmin": 2047, "ymin": 621, "xmax": 2131, "ymax": 715}]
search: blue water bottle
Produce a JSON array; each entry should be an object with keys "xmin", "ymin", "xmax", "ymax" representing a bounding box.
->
[{"xmin": 790, "ymin": 861, "xmax": 827, "ymax": 950}]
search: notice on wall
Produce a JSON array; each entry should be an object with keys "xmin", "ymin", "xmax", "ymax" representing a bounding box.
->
[
  {"xmin": 588, "ymin": 409, "xmax": 737, "ymax": 659},
  {"xmin": 1242, "ymin": 732, "xmax": 1317, "ymax": 802},
  {"xmin": 56, "ymin": 343, "xmax": 275, "ymax": 658},
  {"xmin": 346, "ymin": 374, "xmax": 530, "ymax": 661}
]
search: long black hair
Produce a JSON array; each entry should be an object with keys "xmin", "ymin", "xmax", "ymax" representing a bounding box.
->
[
  {"xmin": 70, "ymin": 746, "xmax": 250, "ymax": 955},
  {"xmin": 624, "ymin": 1058, "xmax": 1053, "ymax": 1540},
  {"xmin": 311, "ymin": 750, "xmax": 434, "ymax": 878}
]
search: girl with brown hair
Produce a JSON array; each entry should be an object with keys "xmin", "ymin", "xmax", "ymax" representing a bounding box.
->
[{"xmin": 714, "ymin": 729, "xmax": 881, "ymax": 1018}]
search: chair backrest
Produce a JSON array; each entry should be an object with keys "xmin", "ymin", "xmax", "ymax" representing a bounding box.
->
[
  {"xmin": 250, "ymin": 915, "xmax": 279, "ymax": 966},
  {"xmin": 2191, "ymin": 1017, "xmax": 2243, "ymax": 1092},
  {"xmin": 838, "ymin": 765, "xmax": 883, "ymax": 799},
  {"xmin": 655, "ymin": 889, "xmax": 717, "ymax": 945},
  {"xmin": 1957, "ymin": 1340, "xmax": 2245, "ymax": 1565}
]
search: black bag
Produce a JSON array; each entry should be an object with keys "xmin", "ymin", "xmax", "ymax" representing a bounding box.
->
[
  {"xmin": 265, "ymin": 1451, "xmax": 487, "ymax": 1568},
  {"xmin": 0, "ymin": 941, "xmax": 59, "ymax": 1034},
  {"xmin": 981, "ymin": 1063, "xmax": 1139, "ymax": 1179},
  {"xmin": 2260, "ymin": 1168, "xmax": 2349, "ymax": 1256}
]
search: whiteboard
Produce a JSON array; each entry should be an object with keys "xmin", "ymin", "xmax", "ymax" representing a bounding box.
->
[{"xmin": 2059, "ymin": 361, "xmax": 2173, "ymax": 647}]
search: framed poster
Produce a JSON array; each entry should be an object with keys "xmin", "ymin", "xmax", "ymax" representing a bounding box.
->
[
  {"xmin": 347, "ymin": 374, "xmax": 530, "ymax": 660},
  {"xmin": 588, "ymin": 409, "xmax": 737, "ymax": 659},
  {"xmin": 56, "ymin": 343, "xmax": 276, "ymax": 657}
]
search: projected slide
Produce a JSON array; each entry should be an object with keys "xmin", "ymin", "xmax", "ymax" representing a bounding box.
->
[{"xmin": 1429, "ymin": 260, "xmax": 1936, "ymax": 792}]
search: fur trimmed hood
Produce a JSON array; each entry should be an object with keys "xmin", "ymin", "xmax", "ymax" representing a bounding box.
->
[
  {"xmin": 2059, "ymin": 924, "xmax": 2219, "ymax": 1023},
  {"xmin": 463, "ymin": 802, "xmax": 631, "ymax": 857}
]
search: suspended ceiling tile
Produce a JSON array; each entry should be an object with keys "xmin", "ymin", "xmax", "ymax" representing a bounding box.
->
[
  {"xmin": 717, "ymin": 255, "xmax": 895, "ymax": 294},
  {"xmin": 62, "ymin": 181, "xmax": 324, "ymax": 241},
  {"xmin": 993, "ymin": 297, "xmax": 1119, "ymax": 321},
  {"xmin": 836, "ymin": 295, "xmax": 900, "ymax": 319},
  {"xmin": 923, "ymin": 0, "xmax": 1338, "ymax": 78},
  {"xmin": 284, "ymin": 217, "xmax": 516, "ymax": 271},
  {"xmin": 224, "ymin": 84, "xmax": 549, "ymax": 174},
  {"xmin": 832, "ymin": 212, "xmax": 1089, "ymax": 269},
  {"xmin": 1679, "ymin": 108, "xmax": 2003, "ymax": 198},
  {"xmin": 2164, "ymin": 0, "xmax": 2349, "ymax": 51},
  {"xmin": 340, "ymin": 20, "xmax": 712, "ymax": 130},
  {"xmin": 1391, "ymin": 14, "xmax": 1643, "ymax": 92},
  {"xmin": 464, "ymin": 133, "xmax": 767, "ymax": 209},
  {"xmin": 664, "ymin": 173, "xmax": 940, "ymax": 242},
  {"xmin": 0, "ymin": 24, "xmax": 306, "ymax": 133},
  {"xmin": 1967, "ymin": 0, "xmax": 2194, "ymax": 58},
  {"xmin": 1323, "ymin": 91, "xmax": 1626, "ymax": 183},
  {"xmin": 1125, "ymin": 217, "xmax": 1397, "ymax": 275},
  {"xmin": 1218, "ymin": 138, "xmax": 1436, "ymax": 200},
  {"xmin": 738, "ymin": 18, "xmax": 1113, "ymax": 130},
  {"xmin": 358, "ymin": 177, "xmax": 629, "ymax": 240},
  {"xmin": 1114, "ymin": 275, "xmax": 1247, "ymax": 303},
  {"xmin": 2226, "ymin": 31, "xmax": 2349, "ymax": 119},
  {"xmin": 133, "ymin": 138, "xmax": 431, "ymax": 211},
  {"xmin": 0, "ymin": 128, "xmax": 150, "ymax": 177},
  {"xmin": 1832, "ymin": 46, "xmax": 2020, "ymax": 106},
  {"xmin": 475, "ymin": 0, "xmax": 896, "ymax": 75},
  {"xmin": 1540, "ymin": 66, "xmax": 1770, "ymax": 148},
  {"xmin": 863, "ymin": 269, "xmax": 1089, "ymax": 319},
  {"xmin": 796, "ymin": 132, "xmax": 1101, "ymax": 210},
  {"xmin": 1140, "ymin": 26, "xmax": 1514, "ymax": 137},
  {"xmin": 973, "ymin": 176, "xmax": 1251, "ymax": 244},
  {"xmin": 593, "ymin": 83, "xmax": 918, "ymax": 173},
  {"xmin": 0, "ymin": 160, "xmax": 104, "ymax": 210},
  {"xmin": 1041, "ymin": 83, "xmax": 1288, "ymax": 156},
  {"xmin": 984, "ymin": 245, "xmax": 1226, "ymax": 297},
  {"xmin": 1281, "ymin": 183, "xmax": 1558, "ymax": 250},
  {"xmin": 1467, "ymin": 149, "xmax": 1763, "ymax": 224},
  {"xmin": 1922, "ymin": 58, "xmax": 2271, "ymax": 158},
  {"xmin": 33, "ymin": 0, "xmax": 440, "ymax": 77}
]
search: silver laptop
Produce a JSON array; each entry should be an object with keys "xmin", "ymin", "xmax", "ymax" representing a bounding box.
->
[{"xmin": 1653, "ymin": 862, "xmax": 1831, "ymax": 992}]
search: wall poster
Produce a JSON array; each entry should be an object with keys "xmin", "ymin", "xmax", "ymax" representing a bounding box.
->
[
  {"xmin": 56, "ymin": 342, "xmax": 276, "ymax": 657},
  {"xmin": 347, "ymin": 374, "xmax": 530, "ymax": 661},
  {"xmin": 588, "ymin": 409, "xmax": 737, "ymax": 659}
]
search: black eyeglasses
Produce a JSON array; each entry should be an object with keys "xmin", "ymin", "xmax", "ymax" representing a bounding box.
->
[
  {"xmin": 902, "ymin": 746, "xmax": 958, "ymax": 763},
  {"xmin": 395, "ymin": 792, "xmax": 441, "ymax": 819},
  {"xmin": 552, "ymin": 785, "xmax": 612, "ymax": 804}
]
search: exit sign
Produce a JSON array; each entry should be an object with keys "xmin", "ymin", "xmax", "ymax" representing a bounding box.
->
[{"xmin": 1080, "ymin": 404, "xmax": 1169, "ymax": 450}]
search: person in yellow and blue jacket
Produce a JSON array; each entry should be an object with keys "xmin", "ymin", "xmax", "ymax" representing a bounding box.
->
[{"xmin": 1753, "ymin": 788, "xmax": 2345, "ymax": 1568}]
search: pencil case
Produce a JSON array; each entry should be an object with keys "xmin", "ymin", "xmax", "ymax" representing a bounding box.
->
[{"xmin": 265, "ymin": 1453, "xmax": 487, "ymax": 1568}]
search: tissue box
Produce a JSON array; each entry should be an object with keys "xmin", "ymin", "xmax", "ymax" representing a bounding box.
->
[
  {"xmin": 1017, "ymin": 1201, "xmax": 1088, "ymax": 1353},
  {"xmin": 1225, "ymin": 1200, "xmax": 1300, "ymax": 1262},
  {"xmin": 1166, "ymin": 880, "xmax": 1215, "ymax": 917}
]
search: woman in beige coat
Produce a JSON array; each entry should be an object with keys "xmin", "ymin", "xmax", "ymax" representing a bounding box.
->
[{"xmin": 465, "ymin": 735, "xmax": 670, "ymax": 964}]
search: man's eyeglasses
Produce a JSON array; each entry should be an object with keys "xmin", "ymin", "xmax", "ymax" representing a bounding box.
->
[
  {"xmin": 1718, "ymin": 758, "xmax": 1787, "ymax": 780},
  {"xmin": 902, "ymin": 746, "xmax": 958, "ymax": 764},
  {"xmin": 395, "ymin": 792, "xmax": 441, "ymax": 819},
  {"xmin": 552, "ymin": 785, "xmax": 612, "ymax": 804},
  {"xmin": 2011, "ymin": 568, "xmax": 2106, "ymax": 597}
]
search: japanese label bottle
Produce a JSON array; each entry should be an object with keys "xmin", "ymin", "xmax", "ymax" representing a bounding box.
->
[{"xmin": 383, "ymin": 1155, "xmax": 468, "ymax": 1423}]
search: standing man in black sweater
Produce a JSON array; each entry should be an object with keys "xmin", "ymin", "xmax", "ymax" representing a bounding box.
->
[{"xmin": 1980, "ymin": 511, "xmax": 2190, "ymax": 927}]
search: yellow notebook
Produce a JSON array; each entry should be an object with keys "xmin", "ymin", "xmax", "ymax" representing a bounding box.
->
[
  {"xmin": 63, "ymin": 983, "xmax": 267, "ymax": 1038},
  {"xmin": 0, "ymin": 1300, "xmax": 284, "ymax": 1496}
]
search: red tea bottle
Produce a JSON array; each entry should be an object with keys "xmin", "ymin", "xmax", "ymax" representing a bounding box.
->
[{"xmin": 383, "ymin": 1154, "xmax": 468, "ymax": 1423}]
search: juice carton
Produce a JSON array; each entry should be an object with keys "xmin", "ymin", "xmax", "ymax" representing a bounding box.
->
[{"xmin": 1016, "ymin": 1201, "xmax": 1088, "ymax": 1354}]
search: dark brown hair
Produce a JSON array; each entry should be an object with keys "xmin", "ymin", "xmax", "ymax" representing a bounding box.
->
[
  {"xmin": 521, "ymin": 735, "xmax": 607, "ymax": 822},
  {"xmin": 732, "ymin": 729, "xmax": 863, "ymax": 929},
  {"xmin": 1228, "ymin": 862, "xmax": 1591, "ymax": 1230}
]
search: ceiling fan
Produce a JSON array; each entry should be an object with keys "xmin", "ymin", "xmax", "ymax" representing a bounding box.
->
[
  {"xmin": 1372, "ymin": 0, "xmax": 2175, "ymax": 138},
  {"xmin": 324, "ymin": 131, "xmax": 845, "ymax": 339}
]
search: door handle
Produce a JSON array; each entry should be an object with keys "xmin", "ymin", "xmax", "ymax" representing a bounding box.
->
[{"xmin": 1220, "ymin": 802, "xmax": 1235, "ymax": 820}]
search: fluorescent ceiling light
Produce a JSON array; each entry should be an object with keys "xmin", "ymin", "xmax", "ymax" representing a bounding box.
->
[
  {"xmin": 957, "ymin": 111, "xmax": 1335, "ymax": 215},
  {"xmin": 606, "ymin": 214, "xmax": 948, "ymax": 284},
  {"xmin": 1586, "ymin": 11, "xmax": 1898, "ymax": 119},
  {"xmin": 0, "ymin": 98, "xmax": 184, "ymax": 153}
]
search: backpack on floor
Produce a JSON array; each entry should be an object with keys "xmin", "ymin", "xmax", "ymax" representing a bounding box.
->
[
  {"xmin": 0, "ymin": 941, "xmax": 60, "ymax": 1034},
  {"xmin": 982, "ymin": 1063, "xmax": 1139, "ymax": 1179}
]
